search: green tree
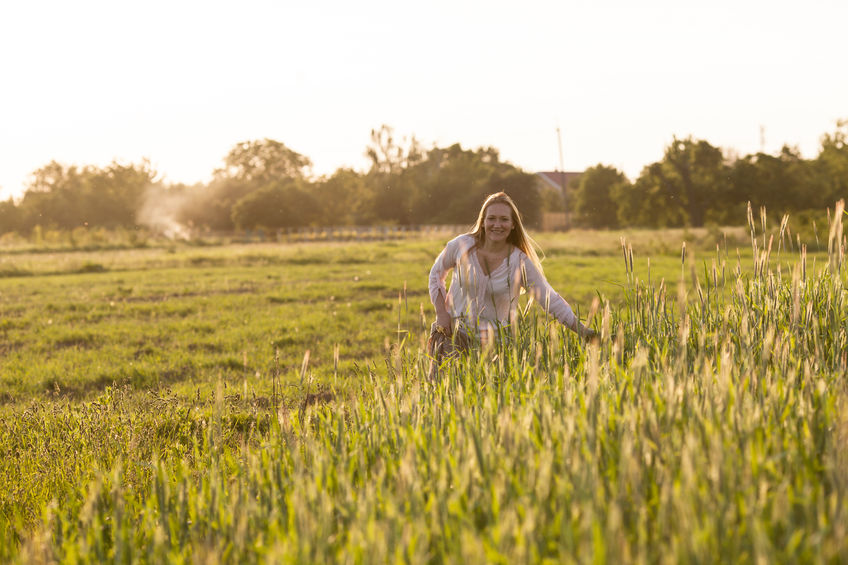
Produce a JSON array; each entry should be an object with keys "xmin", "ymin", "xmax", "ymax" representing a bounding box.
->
[
  {"xmin": 186, "ymin": 139, "xmax": 313, "ymax": 230},
  {"xmin": 364, "ymin": 125, "xmax": 423, "ymax": 224},
  {"xmin": 87, "ymin": 161, "xmax": 158, "ymax": 227},
  {"xmin": 572, "ymin": 165, "xmax": 629, "ymax": 228},
  {"xmin": 218, "ymin": 139, "xmax": 312, "ymax": 186},
  {"xmin": 312, "ymin": 168, "xmax": 372, "ymax": 225},
  {"xmin": 231, "ymin": 180, "xmax": 318, "ymax": 230},
  {"xmin": 814, "ymin": 119, "xmax": 848, "ymax": 206},
  {"xmin": 16, "ymin": 160, "xmax": 156, "ymax": 231},
  {"xmin": 365, "ymin": 125, "xmax": 423, "ymax": 175},
  {"xmin": 181, "ymin": 177, "xmax": 256, "ymax": 230},
  {"xmin": 408, "ymin": 144, "xmax": 498, "ymax": 224},
  {"xmin": 615, "ymin": 167, "xmax": 685, "ymax": 228},
  {"xmin": 18, "ymin": 162, "xmax": 85, "ymax": 230},
  {"xmin": 0, "ymin": 199, "xmax": 21, "ymax": 234},
  {"xmin": 728, "ymin": 146, "xmax": 817, "ymax": 222},
  {"xmin": 404, "ymin": 144, "xmax": 540, "ymax": 226},
  {"xmin": 631, "ymin": 137, "xmax": 729, "ymax": 227},
  {"xmin": 487, "ymin": 168, "xmax": 543, "ymax": 228}
]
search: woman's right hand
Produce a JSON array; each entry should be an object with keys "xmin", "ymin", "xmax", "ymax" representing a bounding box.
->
[
  {"xmin": 433, "ymin": 291, "xmax": 452, "ymax": 336},
  {"xmin": 435, "ymin": 313, "xmax": 452, "ymax": 335}
]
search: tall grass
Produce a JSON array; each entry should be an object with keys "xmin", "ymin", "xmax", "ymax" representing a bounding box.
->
[{"xmin": 4, "ymin": 207, "xmax": 848, "ymax": 563}]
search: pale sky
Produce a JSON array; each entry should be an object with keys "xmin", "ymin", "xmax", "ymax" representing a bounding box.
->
[{"xmin": 1, "ymin": 0, "xmax": 846, "ymax": 201}]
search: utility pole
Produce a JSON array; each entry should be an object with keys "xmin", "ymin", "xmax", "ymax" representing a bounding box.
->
[
  {"xmin": 556, "ymin": 126, "xmax": 565, "ymax": 173},
  {"xmin": 557, "ymin": 126, "xmax": 568, "ymax": 229}
]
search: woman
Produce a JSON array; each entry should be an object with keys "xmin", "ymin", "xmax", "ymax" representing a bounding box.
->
[{"xmin": 428, "ymin": 192, "xmax": 595, "ymax": 365}]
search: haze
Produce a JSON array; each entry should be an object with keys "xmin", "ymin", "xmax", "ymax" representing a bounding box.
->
[{"xmin": 1, "ymin": 0, "xmax": 845, "ymax": 201}]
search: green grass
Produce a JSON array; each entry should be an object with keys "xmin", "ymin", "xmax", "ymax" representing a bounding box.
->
[
  {"xmin": 2, "ymin": 234, "xmax": 687, "ymax": 404},
  {"xmin": 0, "ymin": 223, "xmax": 846, "ymax": 562}
]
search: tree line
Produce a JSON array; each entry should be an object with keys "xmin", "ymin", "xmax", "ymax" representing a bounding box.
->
[
  {"xmin": 572, "ymin": 120, "xmax": 848, "ymax": 229},
  {"xmin": 1, "ymin": 121, "xmax": 846, "ymax": 236},
  {"xmin": 0, "ymin": 126, "xmax": 543, "ymax": 236}
]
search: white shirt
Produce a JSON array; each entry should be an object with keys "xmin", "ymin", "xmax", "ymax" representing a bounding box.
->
[{"xmin": 428, "ymin": 234, "xmax": 578, "ymax": 337}]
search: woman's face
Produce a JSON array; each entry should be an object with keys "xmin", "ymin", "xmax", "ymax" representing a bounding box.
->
[{"xmin": 483, "ymin": 203, "xmax": 514, "ymax": 243}]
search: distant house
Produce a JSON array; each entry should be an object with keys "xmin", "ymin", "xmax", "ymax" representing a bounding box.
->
[
  {"xmin": 537, "ymin": 171, "xmax": 583, "ymax": 195},
  {"xmin": 536, "ymin": 170, "xmax": 583, "ymax": 231}
]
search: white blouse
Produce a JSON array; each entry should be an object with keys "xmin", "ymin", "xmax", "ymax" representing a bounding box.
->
[{"xmin": 428, "ymin": 234, "xmax": 578, "ymax": 337}]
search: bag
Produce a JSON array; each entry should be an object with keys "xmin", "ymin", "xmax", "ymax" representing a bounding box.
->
[{"xmin": 427, "ymin": 322, "xmax": 471, "ymax": 379}]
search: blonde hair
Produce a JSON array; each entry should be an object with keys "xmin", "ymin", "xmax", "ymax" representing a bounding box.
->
[{"xmin": 468, "ymin": 192, "xmax": 544, "ymax": 273}]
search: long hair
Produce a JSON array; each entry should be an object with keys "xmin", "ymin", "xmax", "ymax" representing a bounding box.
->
[{"xmin": 468, "ymin": 192, "xmax": 544, "ymax": 273}]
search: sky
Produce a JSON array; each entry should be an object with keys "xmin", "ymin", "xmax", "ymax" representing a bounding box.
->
[{"xmin": 1, "ymin": 0, "xmax": 846, "ymax": 201}]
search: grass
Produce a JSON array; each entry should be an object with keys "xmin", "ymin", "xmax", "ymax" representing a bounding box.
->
[
  {"xmin": 3, "ymin": 233, "xmax": 691, "ymax": 404},
  {"xmin": 0, "ymin": 220, "xmax": 846, "ymax": 562}
]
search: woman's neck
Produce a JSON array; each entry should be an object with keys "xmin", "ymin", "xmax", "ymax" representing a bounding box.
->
[{"xmin": 480, "ymin": 239, "xmax": 510, "ymax": 254}]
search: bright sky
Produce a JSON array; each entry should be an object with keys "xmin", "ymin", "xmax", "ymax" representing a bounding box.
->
[{"xmin": 1, "ymin": 0, "xmax": 846, "ymax": 201}]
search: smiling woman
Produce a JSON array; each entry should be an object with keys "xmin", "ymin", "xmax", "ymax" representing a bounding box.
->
[{"xmin": 427, "ymin": 192, "xmax": 596, "ymax": 375}]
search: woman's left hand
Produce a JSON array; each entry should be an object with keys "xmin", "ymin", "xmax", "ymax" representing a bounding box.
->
[{"xmin": 579, "ymin": 324, "xmax": 598, "ymax": 341}]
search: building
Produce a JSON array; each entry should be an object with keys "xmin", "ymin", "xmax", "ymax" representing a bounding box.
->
[{"xmin": 536, "ymin": 170, "xmax": 583, "ymax": 231}]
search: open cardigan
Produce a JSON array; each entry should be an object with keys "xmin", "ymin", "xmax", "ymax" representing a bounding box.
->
[{"xmin": 428, "ymin": 234, "xmax": 578, "ymax": 337}]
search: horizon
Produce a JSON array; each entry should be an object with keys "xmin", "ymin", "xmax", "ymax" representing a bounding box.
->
[{"xmin": 1, "ymin": 0, "xmax": 846, "ymax": 202}]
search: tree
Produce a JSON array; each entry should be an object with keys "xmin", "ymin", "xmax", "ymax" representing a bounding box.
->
[
  {"xmin": 405, "ymin": 144, "xmax": 539, "ymax": 226},
  {"xmin": 615, "ymin": 164, "xmax": 684, "ymax": 228},
  {"xmin": 364, "ymin": 126, "xmax": 423, "ymax": 224},
  {"xmin": 814, "ymin": 119, "xmax": 848, "ymax": 206},
  {"xmin": 365, "ymin": 125, "xmax": 423, "ymax": 175},
  {"xmin": 728, "ymin": 146, "xmax": 818, "ymax": 221},
  {"xmin": 572, "ymin": 165, "xmax": 629, "ymax": 228},
  {"xmin": 218, "ymin": 139, "xmax": 312, "ymax": 186},
  {"xmin": 487, "ymin": 169, "xmax": 543, "ymax": 229},
  {"xmin": 0, "ymin": 199, "xmax": 20, "ymax": 234},
  {"xmin": 18, "ymin": 162, "xmax": 86, "ymax": 230},
  {"xmin": 15, "ymin": 160, "xmax": 157, "ymax": 231},
  {"xmin": 312, "ymin": 168, "xmax": 372, "ymax": 225},
  {"xmin": 231, "ymin": 180, "xmax": 318, "ymax": 229},
  {"xmin": 662, "ymin": 137, "xmax": 729, "ymax": 227},
  {"xmin": 406, "ymin": 144, "xmax": 488, "ymax": 224},
  {"xmin": 630, "ymin": 137, "xmax": 729, "ymax": 227},
  {"xmin": 87, "ymin": 161, "xmax": 158, "ymax": 227},
  {"xmin": 186, "ymin": 139, "xmax": 313, "ymax": 230}
]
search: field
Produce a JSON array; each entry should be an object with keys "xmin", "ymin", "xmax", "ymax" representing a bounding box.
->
[{"xmin": 0, "ymin": 222, "xmax": 846, "ymax": 563}]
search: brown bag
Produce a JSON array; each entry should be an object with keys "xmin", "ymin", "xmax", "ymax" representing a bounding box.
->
[{"xmin": 427, "ymin": 322, "xmax": 471, "ymax": 379}]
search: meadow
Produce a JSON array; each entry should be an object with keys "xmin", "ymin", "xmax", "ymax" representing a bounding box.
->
[{"xmin": 0, "ymin": 219, "xmax": 845, "ymax": 563}]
